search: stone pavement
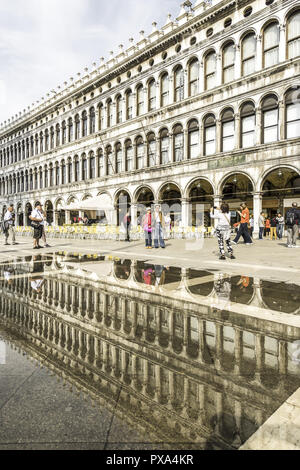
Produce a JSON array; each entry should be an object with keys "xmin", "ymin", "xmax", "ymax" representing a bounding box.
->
[{"xmin": 1, "ymin": 235, "xmax": 299, "ymax": 284}]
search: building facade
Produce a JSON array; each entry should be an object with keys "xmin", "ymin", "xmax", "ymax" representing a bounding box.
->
[{"xmin": 0, "ymin": 0, "xmax": 299, "ymax": 236}]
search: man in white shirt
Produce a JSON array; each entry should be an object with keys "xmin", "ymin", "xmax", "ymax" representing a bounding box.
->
[{"xmin": 3, "ymin": 205, "xmax": 17, "ymax": 245}]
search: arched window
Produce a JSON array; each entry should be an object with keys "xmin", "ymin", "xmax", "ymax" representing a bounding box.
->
[
  {"xmin": 82, "ymin": 155, "xmax": 87, "ymax": 180},
  {"xmin": 50, "ymin": 127, "xmax": 55, "ymax": 149},
  {"xmin": 56, "ymin": 163, "xmax": 60, "ymax": 186},
  {"xmin": 160, "ymin": 73, "xmax": 169, "ymax": 107},
  {"xmin": 75, "ymin": 115, "xmax": 80, "ymax": 139},
  {"xmin": 82, "ymin": 111, "xmax": 88, "ymax": 137},
  {"xmin": 44, "ymin": 166, "xmax": 48, "ymax": 188},
  {"xmin": 262, "ymin": 95, "xmax": 279, "ymax": 143},
  {"xmin": 189, "ymin": 59, "xmax": 199, "ymax": 96},
  {"xmin": 136, "ymin": 85, "xmax": 144, "ymax": 116},
  {"xmin": 148, "ymin": 79, "xmax": 156, "ymax": 111},
  {"xmin": 98, "ymin": 104, "xmax": 104, "ymax": 130},
  {"xmin": 174, "ymin": 66, "xmax": 184, "ymax": 102},
  {"xmin": 188, "ymin": 120, "xmax": 199, "ymax": 159},
  {"xmin": 107, "ymin": 99, "xmax": 113, "ymax": 127},
  {"xmin": 223, "ymin": 42, "xmax": 235, "ymax": 83},
  {"xmin": 56, "ymin": 124, "xmax": 60, "ymax": 147},
  {"xmin": 74, "ymin": 157, "xmax": 80, "ymax": 182},
  {"xmin": 136, "ymin": 137, "xmax": 144, "ymax": 170},
  {"xmin": 205, "ymin": 51, "xmax": 217, "ymax": 90},
  {"xmin": 204, "ymin": 114, "xmax": 216, "ymax": 156},
  {"xmin": 68, "ymin": 118, "xmax": 73, "ymax": 142},
  {"xmin": 173, "ymin": 124, "xmax": 184, "ymax": 162},
  {"xmin": 160, "ymin": 129, "xmax": 169, "ymax": 164},
  {"xmin": 61, "ymin": 161, "xmax": 66, "ymax": 185},
  {"xmin": 68, "ymin": 159, "xmax": 73, "ymax": 183},
  {"xmin": 116, "ymin": 95, "xmax": 122, "ymax": 123},
  {"xmin": 90, "ymin": 153, "xmax": 95, "ymax": 179},
  {"xmin": 285, "ymin": 88, "xmax": 300, "ymax": 139},
  {"xmin": 221, "ymin": 109, "xmax": 235, "ymax": 152},
  {"xmin": 116, "ymin": 143, "xmax": 122, "ymax": 173},
  {"xmin": 125, "ymin": 140, "xmax": 133, "ymax": 171},
  {"xmin": 263, "ymin": 22, "xmax": 279, "ymax": 67},
  {"xmin": 45, "ymin": 130, "xmax": 49, "ymax": 151},
  {"xmin": 241, "ymin": 33, "xmax": 256, "ymax": 76},
  {"xmin": 126, "ymin": 90, "xmax": 134, "ymax": 120},
  {"xmin": 287, "ymin": 10, "xmax": 300, "ymax": 59},
  {"xmin": 106, "ymin": 145, "xmax": 114, "ymax": 175},
  {"xmin": 98, "ymin": 149, "xmax": 104, "ymax": 177},
  {"xmin": 147, "ymin": 133, "xmax": 156, "ymax": 167},
  {"xmin": 89, "ymin": 107, "xmax": 95, "ymax": 134},
  {"xmin": 62, "ymin": 121, "xmax": 67, "ymax": 144},
  {"xmin": 241, "ymin": 102, "xmax": 256, "ymax": 148},
  {"xmin": 40, "ymin": 132, "xmax": 44, "ymax": 153}
]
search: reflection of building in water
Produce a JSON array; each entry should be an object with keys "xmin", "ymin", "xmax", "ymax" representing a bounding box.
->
[{"xmin": 0, "ymin": 256, "xmax": 299, "ymax": 449}]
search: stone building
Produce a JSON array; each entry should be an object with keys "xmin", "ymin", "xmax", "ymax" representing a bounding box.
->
[{"xmin": 0, "ymin": 0, "xmax": 299, "ymax": 236}]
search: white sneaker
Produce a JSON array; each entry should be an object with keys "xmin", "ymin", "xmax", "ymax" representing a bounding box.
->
[
  {"xmin": 231, "ymin": 241, "xmax": 237, "ymax": 245},
  {"xmin": 287, "ymin": 245, "xmax": 292, "ymax": 248}
]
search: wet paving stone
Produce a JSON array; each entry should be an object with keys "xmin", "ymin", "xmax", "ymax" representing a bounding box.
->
[{"xmin": 0, "ymin": 251, "xmax": 299, "ymax": 450}]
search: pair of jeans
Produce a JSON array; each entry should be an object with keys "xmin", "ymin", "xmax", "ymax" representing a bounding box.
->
[
  {"xmin": 154, "ymin": 223, "xmax": 165, "ymax": 248},
  {"xmin": 277, "ymin": 224, "xmax": 284, "ymax": 239},
  {"xmin": 259, "ymin": 227, "xmax": 264, "ymax": 239},
  {"xmin": 233, "ymin": 223, "xmax": 252, "ymax": 244},
  {"xmin": 144, "ymin": 231, "xmax": 152, "ymax": 247}
]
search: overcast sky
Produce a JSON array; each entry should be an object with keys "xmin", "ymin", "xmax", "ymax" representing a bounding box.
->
[{"xmin": 0, "ymin": 0, "xmax": 182, "ymax": 123}]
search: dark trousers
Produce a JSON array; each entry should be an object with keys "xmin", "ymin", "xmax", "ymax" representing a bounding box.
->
[
  {"xmin": 259, "ymin": 227, "xmax": 264, "ymax": 239},
  {"xmin": 233, "ymin": 223, "xmax": 252, "ymax": 244},
  {"xmin": 145, "ymin": 231, "xmax": 152, "ymax": 247}
]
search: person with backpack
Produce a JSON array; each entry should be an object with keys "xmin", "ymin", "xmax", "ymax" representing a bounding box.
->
[
  {"xmin": 3, "ymin": 204, "xmax": 18, "ymax": 246},
  {"xmin": 286, "ymin": 203, "xmax": 300, "ymax": 248}
]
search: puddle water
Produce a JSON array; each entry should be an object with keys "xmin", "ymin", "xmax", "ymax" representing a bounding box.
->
[{"xmin": 0, "ymin": 252, "xmax": 299, "ymax": 450}]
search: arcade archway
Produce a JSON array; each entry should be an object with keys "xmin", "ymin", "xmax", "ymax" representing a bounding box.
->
[
  {"xmin": 261, "ymin": 167, "xmax": 300, "ymax": 218},
  {"xmin": 158, "ymin": 183, "xmax": 182, "ymax": 226},
  {"xmin": 115, "ymin": 190, "xmax": 131, "ymax": 226},
  {"xmin": 187, "ymin": 179, "xmax": 214, "ymax": 227},
  {"xmin": 221, "ymin": 173, "xmax": 254, "ymax": 224},
  {"xmin": 25, "ymin": 203, "xmax": 32, "ymax": 226},
  {"xmin": 44, "ymin": 200, "xmax": 54, "ymax": 225}
]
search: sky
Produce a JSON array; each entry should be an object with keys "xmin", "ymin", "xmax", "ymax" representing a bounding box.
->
[{"xmin": 0, "ymin": 0, "xmax": 183, "ymax": 124}]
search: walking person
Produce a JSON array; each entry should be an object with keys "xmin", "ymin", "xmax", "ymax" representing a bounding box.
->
[
  {"xmin": 41, "ymin": 205, "xmax": 50, "ymax": 248},
  {"xmin": 258, "ymin": 212, "xmax": 265, "ymax": 240},
  {"xmin": 153, "ymin": 206, "xmax": 166, "ymax": 249},
  {"xmin": 276, "ymin": 213, "xmax": 285, "ymax": 239},
  {"xmin": 3, "ymin": 204, "xmax": 17, "ymax": 246},
  {"xmin": 286, "ymin": 202, "xmax": 300, "ymax": 248},
  {"xmin": 29, "ymin": 202, "xmax": 44, "ymax": 249},
  {"xmin": 232, "ymin": 203, "xmax": 253, "ymax": 245},
  {"xmin": 210, "ymin": 203, "xmax": 235, "ymax": 260},
  {"xmin": 123, "ymin": 211, "xmax": 131, "ymax": 242},
  {"xmin": 142, "ymin": 208, "xmax": 152, "ymax": 249},
  {"xmin": 270, "ymin": 215, "xmax": 278, "ymax": 240}
]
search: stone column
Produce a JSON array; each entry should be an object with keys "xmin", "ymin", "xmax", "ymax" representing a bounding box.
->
[
  {"xmin": 215, "ymin": 323, "xmax": 223, "ymax": 371},
  {"xmin": 216, "ymin": 119, "xmax": 221, "ymax": 153},
  {"xmin": 181, "ymin": 198, "xmax": 190, "ymax": 229},
  {"xmin": 183, "ymin": 130, "xmax": 189, "ymax": 160},
  {"xmin": 279, "ymin": 100, "xmax": 285, "ymax": 141},
  {"xmin": 132, "ymin": 143, "xmax": 137, "ymax": 171},
  {"xmin": 279, "ymin": 341, "xmax": 287, "ymax": 376},
  {"xmin": 255, "ymin": 334, "xmax": 264, "ymax": 384},
  {"xmin": 253, "ymin": 192, "xmax": 262, "ymax": 239},
  {"xmin": 234, "ymin": 328, "xmax": 243, "ymax": 375},
  {"xmin": 255, "ymin": 108, "xmax": 262, "ymax": 145},
  {"xmin": 256, "ymin": 35, "xmax": 262, "ymax": 72},
  {"xmin": 184, "ymin": 69, "xmax": 189, "ymax": 98},
  {"xmin": 170, "ymin": 133, "xmax": 175, "ymax": 163},
  {"xmin": 156, "ymin": 137, "xmax": 161, "ymax": 166},
  {"xmin": 234, "ymin": 45, "xmax": 241, "ymax": 81},
  {"xmin": 279, "ymin": 25, "xmax": 286, "ymax": 63},
  {"xmin": 216, "ymin": 53, "xmax": 222, "ymax": 87},
  {"xmin": 235, "ymin": 114, "xmax": 241, "ymax": 150},
  {"xmin": 199, "ymin": 62, "xmax": 204, "ymax": 93}
]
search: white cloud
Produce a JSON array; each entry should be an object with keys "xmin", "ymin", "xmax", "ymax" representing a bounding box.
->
[{"xmin": 0, "ymin": 0, "xmax": 181, "ymax": 123}]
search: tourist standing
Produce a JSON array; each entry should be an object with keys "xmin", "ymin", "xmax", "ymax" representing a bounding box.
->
[
  {"xmin": 265, "ymin": 217, "xmax": 271, "ymax": 238},
  {"xmin": 270, "ymin": 215, "xmax": 278, "ymax": 240},
  {"xmin": 210, "ymin": 203, "xmax": 235, "ymax": 260},
  {"xmin": 232, "ymin": 203, "xmax": 252, "ymax": 245},
  {"xmin": 3, "ymin": 205, "xmax": 17, "ymax": 246},
  {"xmin": 142, "ymin": 208, "xmax": 152, "ymax": 249},
  {"xmin": 258, "ymin": 212, "xmax": 265, "ymax": 240},
  {"xmin": 286, "ymin": 202, "xmax": 300, "ymax": 248},
  {"xmin": 123, "ymin": 211, "xmax": 131, "ymax": 242},
  {"xmin": 29, "ymin": 202, "xmax": 44, "ymax": 249},
  {"xmin": 276, "ymin": 213, "xmax": 285, "ymax": 239},
  {"xmin": 153, "ymin": 206, "xmax": 166, "ymax": 249}
]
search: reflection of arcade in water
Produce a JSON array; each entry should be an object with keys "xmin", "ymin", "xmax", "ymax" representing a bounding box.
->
[{"xmin": 0, "ymin": 254, "xmax": 299, "ymax": 450}]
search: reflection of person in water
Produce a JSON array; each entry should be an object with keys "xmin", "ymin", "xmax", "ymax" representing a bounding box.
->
[
  {"xmin": 29, "ymin": 255, "xmax": 45, "ymax": 294},
  {"xmin": 3, "ymin": 265, "xmax": 14, "ymax": 285},
  {"xmin": 115, "ymin": 259, "xmax": 131, "ymax": 280},
  {"xmin": 211, "ymin": 273, "xmax": 231, "ymax": 310},
  {"xmin": 154, "ymin": 265, "xmax": 169, "ymax": 286},
  {"xmin": 142, "ymin": 266, "xmax": 154, "ymax": 285},
  {"xmin": 236, "ymin": 276, "xmax": 250, "ymax": 290}
]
